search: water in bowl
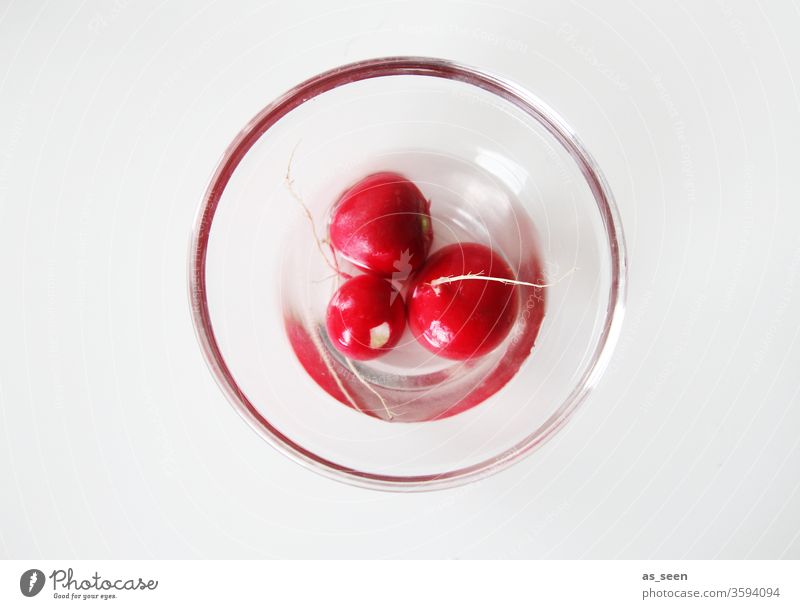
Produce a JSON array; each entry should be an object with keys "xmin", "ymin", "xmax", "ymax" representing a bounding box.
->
[{"xmin": 281, "ymin": 149, "xmax": 546, "ymax": 422}]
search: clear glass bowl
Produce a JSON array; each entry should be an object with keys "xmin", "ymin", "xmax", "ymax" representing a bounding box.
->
[{"xmin": 189, "ymin": 56, "xmax": 626, "ymax": 491}]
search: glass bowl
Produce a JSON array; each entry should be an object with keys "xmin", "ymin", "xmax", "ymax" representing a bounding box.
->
[{"xmin": 189, "ymin": 56, "xmax": 626, "ymax": 491}]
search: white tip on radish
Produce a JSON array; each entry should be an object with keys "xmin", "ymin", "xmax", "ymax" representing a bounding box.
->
[{"xmin": 369, "ymin": 322, "xmax": 391, "ymax": 349}]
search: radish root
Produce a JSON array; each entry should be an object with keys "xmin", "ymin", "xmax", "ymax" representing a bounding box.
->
[
  {"xmin": 302, "ymin": 308, "xmax": 362, "ymax": 414},
  {"xmin": 287, "ymin": 144, "xmax": 393, "ymax": 420},
  {"xmin": 429, "ymin": 267, "xmax": 577, "ymax": 292},
  {"xmin": 285, "ymin": 143, "xmax": 341, "ymax": 278},
  {"xmin": 345, "ymin": 359, "xmax": 396, "ymax": 421}
]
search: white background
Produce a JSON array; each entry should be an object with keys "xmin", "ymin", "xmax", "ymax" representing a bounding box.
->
[{"xmin": 1, "ymin": 0, "xmax": 799, "ymax": 559}]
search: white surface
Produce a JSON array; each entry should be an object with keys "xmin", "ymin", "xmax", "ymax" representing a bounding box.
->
[{"xmin": 0, "ymin": 0, "xmax": 798, "ymax": 558}]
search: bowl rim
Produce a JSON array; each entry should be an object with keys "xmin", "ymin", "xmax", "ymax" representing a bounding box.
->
[{"xmin": 188, "ymin": 55, "xmax": 627, "ymax": 492}]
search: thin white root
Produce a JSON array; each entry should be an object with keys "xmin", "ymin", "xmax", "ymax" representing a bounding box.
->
[
  {"xmin": 311, "ymin": 273, "xmax": 340, "ymax": 284},
  {"xmin": 429, "ymin": 267, "xmax": 578, "ymax": 290},
  {"xmin": 302, "ymin": 307, "xmax": 362, "ymax": 413},
  {"xmin": 286, "ymin": 145, "xmax": 391, "ymax": 418},
  {"xmin": 345, "ymin": 359, "xmax": 396, "ymax": 421},
  {"xmin": 285, "ymin": 143, "xmax": 341, "ymax": 276},
  {"xmin": 328, "ymin": 241, "xmax": 343, "ymax": 291}
]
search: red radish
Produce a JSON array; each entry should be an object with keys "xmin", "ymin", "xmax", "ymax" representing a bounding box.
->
[
  {"xmin": 325, "ymin": 274, "xmax": 406, "ymax": 361},
  {"xmin": 407, "ymin": 243, "xmax": 519, "ymax": 360},
  {"xmin": 329, "ymin": 172, "xmax": 433, "ymax": 276}
]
